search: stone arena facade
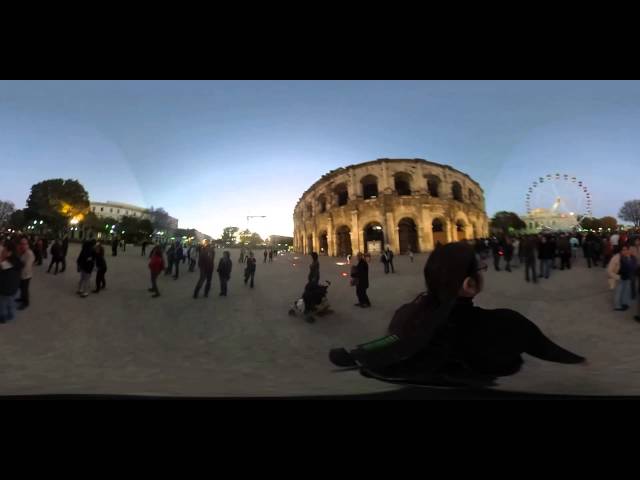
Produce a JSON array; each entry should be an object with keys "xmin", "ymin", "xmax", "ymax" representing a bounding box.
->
[{"xmin": 293, "ymin": 158, "xmax": 489, "ymax": 256}]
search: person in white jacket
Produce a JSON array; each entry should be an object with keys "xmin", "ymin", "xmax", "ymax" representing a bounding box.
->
[{"xmin": 608, "ymin": 245, "xmax": 637, "ymax": 312}]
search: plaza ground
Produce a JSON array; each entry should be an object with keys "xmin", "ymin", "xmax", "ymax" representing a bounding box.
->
[{"xmin": 1, "ymin": 244, "xmax": 639, "ymax": 397}]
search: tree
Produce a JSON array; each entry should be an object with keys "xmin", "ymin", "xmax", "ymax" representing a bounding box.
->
[
  {"xmin": 580, "ymin": 217, "xmax": 601, "ymax": 231},
  {"xmin": 8, "ymin": 209, "xmax": 26, "ymax": 230},
  {"xmin": 149, "ymin": 207, "xmax": 171, "ymax": 232},
  {"xmin": 249, "ymin": 232, "xmax": 263, "ymax": 247},
  {"xmin": 221, "ymin": 226, "xmax": 239, "ymax": 246},
  {"xmin": 24, "ymin": 179, "xmax": 90, "ymax": 233},
  {"xmin": 238, "ymin": 229, "xmax": 252, "ymax": 246},
  {"xmin": 600, "ymin": 216, "xmax": 618, "ymax": 231},
  {"xmin": 0, "ymin": 200, "xmax": 15, "ymax": 228},
  {"xmin": 119, "ymin": 216, "xmax": 144, "ymax": 243},
  {"xmin": 489, "ymin": 211, "xmax": 526, "ymax": 234},
  {"xmin": 619, "ymin": 200, "xmax": 640, "ymax": 227}
]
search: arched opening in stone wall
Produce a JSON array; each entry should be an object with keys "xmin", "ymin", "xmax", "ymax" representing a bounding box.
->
[
  {"xmin": 468, "ymin": 188, "xmax": 475, "ymax": 206},
  {"xmin": 426, "ymin": 175, "xmax": 441, "ymax": 197},
  {"xmin": 335, "ymin": 225, "xmax": 352, "ymax": 257},
  {"xmin": 318, "ymin": 231, "xmax": 328, "ymax": 255},
  {"xmin": 318, "ymin": 194, "xmax": 327, "ymax": 213},
  {"xmin": 335, "ymin": 183, "xmax": 349, "ymax": 206},
  {"xmin": 363, "ymin": 222, "xmax": 384, "ymax": 254},
  {"xmin": 432, "ymin": 218, "xmax": 447, "ymax": 246},
  {"xmin": 306, "ymin": 234, "xmax": 313, "ymax": 254},
  {"xmin": 452, "ymin": 181, "xmax": 463, "ymax": 202},
  {"xmin": 361, "ymin": 175, "xmax": 379, "ymax": 200},
  {"xmin": 394, "ymin": 172, "xmax": 412, "ymax": 196},
  {"xmin": 398, "ymin": 217, "xmax": 418, "ymax": 254},
  {"xmin": 456, "ymin": 219, "xmax": 467, "ymax": 241}
]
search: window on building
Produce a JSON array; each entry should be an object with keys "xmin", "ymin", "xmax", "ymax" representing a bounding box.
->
[
  {"xmin": 451, "ymin": 182, "xmax": 463, "ymax": 202},
  {"xmin": 101, "ymin": 207, "xmax": 104, "ymax": 212}
]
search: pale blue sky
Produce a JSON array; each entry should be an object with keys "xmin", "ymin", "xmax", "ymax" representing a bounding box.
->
[{"xmin": 2, "ymin": 80, "xmax": 639, "ymax": 237}]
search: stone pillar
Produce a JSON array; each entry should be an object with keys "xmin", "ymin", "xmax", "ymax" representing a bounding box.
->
[
  {"xmin": 327, "ymin": 216, "xmax": 335, "ymax": 256},
  {"xmin": 381, "ymin": 161, "xmax": 392, "ymax": 194},
  {"xmin": 351, "ymin": 210, "xmax": 360, "ymax": 253},
  {"xmin": 385, "ymin": 210, "xmax": 398, "ymax": 251},
  {"xmin": 348, "ymin": 171, "xmax": 358, "ymax": 200},
  {"xmin": 446, "ymin": 219, "xmax": 454, "ymax": 243},
  {"xmin": 421, "ymin": 207, "xmax": 434, "ymax": 252}
]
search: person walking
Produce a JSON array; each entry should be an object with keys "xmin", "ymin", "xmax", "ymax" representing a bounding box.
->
[
  {"xmin": 386, "ymin": 247, "xmax": 395, "ymax": 273},
  {"xmin": 93, "ymin": 242, "xmax": 107, "ymax": 293},
  {"xmin": 268, "ymin": 249, "xmax": 273, "ymax": 263},
  {"xmin": 188, "ymin": 244, "xmax": 198, "ymax": 272},
  {"xmin": 381, "ymin": 250, "xmax": 390, "ymax": 274},
  {"xmin": 491, "ymin": 237, "xmax": 502, "ymax": 272},
  {"xmin": 608, "ymin": 245, "xmax": 637, "ymax": 311},
  {"xmin": 76, "ymin": 240, "xmax": 96, "ymax": 298},
  {"xmin": 558, "ymin": 234, "xmax": 572, "ymax": 270},
  {"xmin": 217, "ymin": 250, "xmax": 232, "ymax": 296},
  {"xmin": 165, "ymin": 243, "xmax": 175, "ymax": 276},
  {"xmin": 141, "ymin": 240, "xmax": 148, "ymax": 257},
  {"xmin": 503, "ymin": 238, "xmax": 514, "ymax": 273},
  {"xmin": 111, "ymin": 237, "xmax": 118, "ymax": 257},
  {"xmin": 264, "ymin": 249, "xmax": 268, "ymax": 263},
  {"xmin": 351, "ymin": 252, "xmax": 371, "ymax": 307},
  {"xmin": 193, "ymin": 242, "xmax": 215, "ymax": 299},
  {"xmin": 60, "ymin": 235, "xmax": 69, "ymax": 273},
  {"xmin": 244, "ymin": 251, "xmax": 257, "ymax": 288},
  {"xmin": 239, "ymin": 248, "xmax": 245, "ymax": 264},
  {"xmin": 308, "ymin": 251, "xmax": 320, "ymax": 287},
  {"xmin": 47, "ymin": 239, "xmax": 63, "ymax": 275},
  {"xmin": 173, "ymin": 242, "xmax": 183, "ymax": 279},
  {"xmin": 148, "ymin": 246, "xmax": 164, "ymax": 298},
  {"xmin": 16, "ymin": 236, "xmax": 35, "ymax": 311},
  {"xmin": 537, "ymin": 236, "xmax": 553, "ymax": 279},
  {"xmin": 34, "ymin": 237, "xmax": 43, "ymax": 266},
  {"xmin": 522, "ymin": 236, "xmax": 537, "ymax": 283},
  {"xmin": 408, "ymin": 248, "xmax": 414, "ymax": 263},
  {"xmin": 0, "ymin": 240, "xmax": 23, "ymax": 324}
]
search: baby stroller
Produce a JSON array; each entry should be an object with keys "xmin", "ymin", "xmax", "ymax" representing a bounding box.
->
[{"xmin": 288, "ymin": 280, "xmax": 332, "ymax": 323}]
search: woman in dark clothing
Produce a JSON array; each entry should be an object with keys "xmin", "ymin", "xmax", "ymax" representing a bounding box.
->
[
  {"xmin": 47, "ymin": 239, "xmax": 63, "ymax": 274},
  {"xmin": 76, "ymin": 240, "xmax": 96, "ymax": 298},
  {"xmin": 330, "ymin": 242, "xmax": 585, "ymax": 384},
  {"xmin": 93, "ymin": 242, "xmax": 107, "ymax": 293},
  {"xmin": 244, "ymin": 252, "xmax": 257, "ymax": 288},
  {"xmin": 217, "ymin": 251, "xmax": 232, "ymax": 296},
  {"xmin": 503, "ymin": 238, "xmax": 514, "ymax": 273},
  {"xmin": 351, "ymin": 252, "xmax": 371, "ymax": 308},
  {"xmin": 193, "ymin": 243, "xmax": 214, "ymax": 299}
]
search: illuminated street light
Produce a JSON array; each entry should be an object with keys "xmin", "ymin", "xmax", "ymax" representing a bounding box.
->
[{"xmin": 40, "ymin": 220, "xmax": 44, "ymax": 225}]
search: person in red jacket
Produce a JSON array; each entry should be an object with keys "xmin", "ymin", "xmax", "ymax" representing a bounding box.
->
[{"xmin": 148, "ymin": 246, "xmax": 164, "ymax": 298}]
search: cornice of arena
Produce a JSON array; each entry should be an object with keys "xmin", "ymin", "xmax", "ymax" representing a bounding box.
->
[{"xmin": 294, "ymin": 158, "xmax": 484, "ymax": 208}]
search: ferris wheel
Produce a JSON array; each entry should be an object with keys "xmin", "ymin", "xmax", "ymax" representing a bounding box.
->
[{"xmin": 525, "ymin": 173, "xmax": 593, "ymax": 218}]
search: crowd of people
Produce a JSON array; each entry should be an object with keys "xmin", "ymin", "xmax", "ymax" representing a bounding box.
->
[{"xmin": 471, "ymin": 231, "xmax": 640, "ymax": 322}]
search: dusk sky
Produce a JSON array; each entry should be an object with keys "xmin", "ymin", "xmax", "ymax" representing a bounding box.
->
[{"xmin": 2, "ymin": 80, "xmax": 639, "ymax": 238}]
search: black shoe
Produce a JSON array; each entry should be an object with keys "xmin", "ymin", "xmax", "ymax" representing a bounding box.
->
[
  {"xmin": 354, "ymin": 303, "xmax": 362, "ymax": 307},
  {"xmin": 152, "ymin": 293, "xmax": 160, "ymax": 298},
  {"xmin": 329, "ymin": 348, "xmax": 357, "ymax": 367}
]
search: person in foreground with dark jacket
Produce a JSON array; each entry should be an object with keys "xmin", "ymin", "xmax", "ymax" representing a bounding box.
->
[
  {"xmin": 0, "ymin": 240, "xmax": 24, "ymax": 323},
  {"xmin": 193, "ymin": 242, "xmax": 214, "ymax": 299},
  {"xmin": 76, "ymin": 240, "xmax": 96, "ymax": 298},
  {"xmin": 330, "ymin": 242, "xmax": 585, "ymax": 385}
]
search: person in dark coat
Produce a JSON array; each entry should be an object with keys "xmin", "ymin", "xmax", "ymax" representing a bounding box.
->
[
  {"xmin": 165, "ymin": 243, "xmax": 175, "ymax": 276},
  {"xmin": 264, "ymin": 249, "xmax": 268, "ymax": 263},
  {"xmin": 60, "ymin": 235, "xmax": 69, "ymax": 273},
  {"xmin": 385, "ymin": 247, "xmax": 395, "ymax": 274},
  {"xmin": 303, "ymin": 252, "xmax": 322, "ymax": 314},
  {"xmin": 93, "ymin": 242, "xmax": 107, "ymax": 293},
  {"xmin": 34, "ymin": 237, "xmax": 43, "ymax": 266},
  {"xmin": 521, "ymin": 236, "xmax": 537, "ymax": 283},
  {"xmin": 111, "ymin": 237, "xmax": 118, "ymax": 257},
  {"xmin": 351, "ymin": 252, "xmax": 371, "ymax": 307},
  {"xmin": 193, "ymin": 242, "xmax": 214, "ymax": 299},
  {"xmin": 244, "ymin": 251, "xmax": 257, "ymax": 288},
  {"xmin": 330, "ymin": 242, "xmax": 586, "ymax": 383},
  {"xmin": 381, "ymin": 250, "xmax": 390, "ymax": 274},
  {"xmin": 77, "ymin": 240, "xmax": 96, "ymax": 298},
  {"xmin": 217, "ymin": 250, "xmax": 232, "ymax": 296},
  {"xmin": 537, "ymin": 236, "xmax": 554, "ymax": 279},
  {"xmin": 558, "ymin": 234, "xmax": 572, "ymax": 270},
  {"xmin": 173, "ymin": 242, "xmax": 183, "ymax": 279},
  {"xmin": 141, "ymin": 241, "xmax": 148, "ymax": 257},
  {"xmin": 503, "ymin": 238, "xmax": 514, "ymax": 273},
  {"xmin": 47, "ymin": 239, "xmax": 63, "ymax": 275},
  {"xmin": 0, "ymin": 240, "xmax": 24, "ymax": 323},
  {"xmin": 308, "ymin": 252, "xmax": 320, "ymax": 286},
  {"xmin": 268, "ymin": 249, "xmax": 273, "ymax": 263}
]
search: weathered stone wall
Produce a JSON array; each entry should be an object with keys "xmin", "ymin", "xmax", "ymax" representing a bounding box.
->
[{"xmin": 293, "ymin": 159, "xmax": 488, "ymax": 255}]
